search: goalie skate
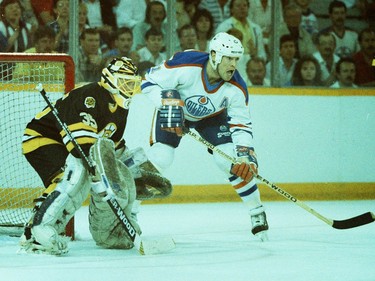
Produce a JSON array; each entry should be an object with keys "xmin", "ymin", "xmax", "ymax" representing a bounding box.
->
[
  {"xmin": 250, "ymin": 210, "xmax": 269, "ymax": 242},
  {"xmin": 19, "ymin": 231, "xmax": 69, "ymax": 256}
]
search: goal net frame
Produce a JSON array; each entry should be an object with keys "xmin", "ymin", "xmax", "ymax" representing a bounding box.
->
[{"xmin": 0, "ymin": 53, "xmax": 75, "ymax": 238}]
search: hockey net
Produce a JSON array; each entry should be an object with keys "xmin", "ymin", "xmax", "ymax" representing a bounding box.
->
[{"xmin": 0, "ymin": 53, "xmax": 75, "ymax": 237}]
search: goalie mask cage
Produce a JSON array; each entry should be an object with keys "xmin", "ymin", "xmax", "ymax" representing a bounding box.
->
[{"xmin": 0, "ymin": 53, "xmax": 75, "ymax": 237}]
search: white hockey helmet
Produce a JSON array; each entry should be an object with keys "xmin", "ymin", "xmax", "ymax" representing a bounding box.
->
[
  {"xmin": 100, "ymin": 57, "xmax": 142, "ymax": 108},
  {"xmin": 209, "ymin": 32, "xmax": 244, "ymax": 70}
]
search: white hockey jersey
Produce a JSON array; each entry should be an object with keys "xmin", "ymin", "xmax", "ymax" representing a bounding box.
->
[{"xmin": 141, "ymin": 50, "xmax": 255, "ymax": 147}]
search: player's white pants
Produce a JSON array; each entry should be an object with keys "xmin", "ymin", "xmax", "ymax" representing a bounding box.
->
[{"xmin": 148, "ymin": 142, "xmax": 264, "ymax": 213}]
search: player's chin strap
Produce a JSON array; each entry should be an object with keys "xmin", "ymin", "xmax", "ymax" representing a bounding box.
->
[
  {"xmin": 183, "ymin": 127, "xmax": 375, "ymax": 230},
  {"xmin": 36, "ymin": 84, "xmax": 175, "ymax": 255}
]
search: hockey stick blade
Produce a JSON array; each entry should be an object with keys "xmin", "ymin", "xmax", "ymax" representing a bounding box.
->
[
  {"xmin": 184, "ymin": 128, "xmax": 375, "ymax": 230},
  {"xmin": 332, "ymin": 212, "xmax": 375, "ymax": 229},
  {"xmin": 140, "ymin": 237, "xmax": 176, "ymax": 255}
]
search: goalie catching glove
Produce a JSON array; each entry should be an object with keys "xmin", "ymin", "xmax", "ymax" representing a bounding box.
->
[
  {"xmin": 231, "ymin": 145, "xmax": 258, "ymax": 182},
  {"xmin": 159, "ymin": 89, "xmax": 184, "ymax": 137}
]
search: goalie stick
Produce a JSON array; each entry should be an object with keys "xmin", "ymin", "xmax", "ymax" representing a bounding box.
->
[
  {"xmin": 36, "ymin": 84, "xmax": 175, "ymax": 255},
  {"xmin": 184, "ymin": 128, "xmax": 375, "ymax": 230}
]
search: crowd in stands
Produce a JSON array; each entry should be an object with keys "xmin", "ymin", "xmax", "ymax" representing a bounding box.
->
[{"xmin": 0, "ymin": 0, "xmax": 374, "ymax": 87}]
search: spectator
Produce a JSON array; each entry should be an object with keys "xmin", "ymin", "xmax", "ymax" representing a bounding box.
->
[
  {"xmin": 357, "ymin": 0, "xmax": 375, "ymax": 29},
  {"xmin": 137, "ymin": 27, "xmax": 166, "ymax": 65},
  {"xmin": 83, "ymin": 0, "xmax": 117, "ymax": 47},
  {"xmin": 192, "ymin": 8, "xmax": 214, "ymax": 52},
  {"xmin": 30, "ymin": 0, "xmax": 54, "ymax": 25},
  {"xmin": 312, "ymin": 31, "xmax": 340, "ymax": 86},
  {"xmin": 176, "ymin": 0, "xmax": 191, "ymax": 29},
  {"xmin": 291, "ymin": 55, "xmax": 323, "ymax": 86},
  {"xmin": 227, "ymin": 27, "xmax": 250, "ymax": 78},
  {"xmin": 319, "ymin": 0, "xmax": 360, "ymax": 58},
  {"xmin": 216, "ymin": 0, "xmax": 266, "ymax": 60},
  {"xmin": 132, "ymin": 1, "xmax": 166, "ymax": 51},
  {"xmin": 79, "ymin": 1, "xmax": 90, "ymax": 33},
  {"xmin": 0, "ymin": 0, "xmax": 32, "ymax": 52},
  {"xmin": 48, "ymin": 0, "xmax": 69, "ymax": 53},
  {"xmin": 330, "ymin": 57, "xmax": 357, "ymax": 87},
  {"xmin": 198, "ymin": 0, "xmax": 230, "ymax": 30},
  {"xmin": 278, "ymin": 2, "xmax": 316, "ymax": 58},
  {"xmin": 184, "ymin": 0, "xmax": 201, "ymax": 20},
  {"xmin": 76, "ymin": 28, "xmax": 103, "ymax": 83},
  {"xmin": 178, "ymin": 24, "xmax": 198, "ymax": 51},
  {"xmin": 12, "ymin": 26, "xmax": 62, "ymax": 82},
  {"xmin": 114, "ymin": 0, "xmax": 146, "ymax": 29},
  {"xmin": 266, "ymin": 34, "xmax": 298, "ymax": 86},
  {"xmin": 353, "ymin": 27, "xmax": 375, "ymax": 86},
  {"xmin": 245, "ymin": 56, "xmax": 270, "ymax": 86},
  {"xmin": 247, "ymin": 0, "xmax": 284, "ymax": 58},
  {"xmin": 103, "ymin": 27, "xmax": 140, "ymax": 66},
  {"xmin": 19, "ymin": 0, "xmax": 38, "ymax": 31},
  {"xmin": 294, "ymin": 0, "xmax": 319, "ymax": 38}
]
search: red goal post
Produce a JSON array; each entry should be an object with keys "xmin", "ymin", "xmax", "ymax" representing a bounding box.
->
[{"xmin": 0, "ymin": 53, "xmax": 75, "ymax": 237}]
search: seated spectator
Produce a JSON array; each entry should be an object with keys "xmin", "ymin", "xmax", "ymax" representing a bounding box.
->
[
  {"xmin": 132, "ymin": 1, "xmax": 167, "ymax": 51},
  {"xmin": 48, "ymin": 0, "xmax": 69, "ymax": 53},
  {"xmin": 278, "ymin": 2, "xmax": 316, "ymax": 58},
  {"xmin": 83, "ymin": 0, "xmax": 117, "ymax": 48},
  {"xmin": 353, "ymin": 27, "xmax": 375, "ymax": 87},
  {"xmin": 198, "ymin": 0, "xmax": 230, "ymax": 30},
  {"xmin": 30, "ymin": 0, "xmax": 55, "ymax": 25},
  {"xmin": 319, "ymin": 0, "xmax": 360, "ymax": 58},
  {"xmin": 103, "ymin": 27, "xmax": 140, "ymax": 66},
  {"xmin": 266, "ymin": 34, "xmax": 298, "ymax": 86},
  {"xmin": 176, "ymin": 0, "xmax": 191, "ymax": 29},
  {"xmin": 248, "ymin": 0, "xmax": 284, "ymax": 58},
  {"xmin": 312, "ymin": 31, "xmax": 340, "ymax": 86},
  {"xmin": 330, "ymin": 57, "xmax": 358, "ymax": 87},
  {"xmin": 76, "ymin": 28, "xmax": 103, "ymax": 83},
  {"xmin": 12, "ymin": 26, "xmax": 62, "ymax": 82},
  {"xmin": 114, "ymin": 0, "xmax": 146, "ymax": 29},
  {"xmin": 192, "ymin": 8, "xmax": 214, "ymax": 52},
  {"xmin": 290, "ymin": 55, "xmax": 323, "ymax": 86},
  {"xmin": 245, "ymin": 56, "xmax": 270, "ymax": 86},
  {"xmin": 227, "ymin": 27, "xmax": 250, "ymax": 79},
  {"xmin": 216, "ymin": 0, "xmax": 266, "ymax": 60},
  {"xmin": 137, "ymin": 27, "xmax": 166, "ymax": 65},
  {"xmin": 294, "ymin": 0, "xmax": 319, "ymax": 38},
  {"xmin": 178, "ymin": 24, "xmax": 199, "ymax": 51},
  {"xmin": 0, "ymin": 0, "xmax": 32, "ymax": 52}
]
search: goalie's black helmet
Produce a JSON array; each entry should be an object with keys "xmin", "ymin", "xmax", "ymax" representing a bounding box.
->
[{"xmin": 100, "ymin": 57, "xmax": 142, "ymax": 108}]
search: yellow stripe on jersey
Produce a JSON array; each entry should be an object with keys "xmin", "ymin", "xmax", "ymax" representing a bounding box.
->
[
  {"xmin": 65, "ymin": 137, "xmax": 96, "ymax": 152},
  {"xmin": 24, "ymin": 128, "xmax": 42, "ymax": 137},
  {"xmin": 22, "ymin": 137, "xmax": 63, "ymax": 154},
  {"xmin": 373, "ymin": 58, "xmax": 375, "ymax": 66},
  {"xmin": 60, "ymin": 122, "xmax": 97, "ymax": 138}
]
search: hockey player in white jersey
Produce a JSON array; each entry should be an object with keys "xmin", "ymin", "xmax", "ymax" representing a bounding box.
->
[{"xmin": 141, "ymin": 32, "xmax": 269, "ymax": 240}]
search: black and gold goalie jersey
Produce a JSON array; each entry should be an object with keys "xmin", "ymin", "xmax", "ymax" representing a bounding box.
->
[{"xmin": 22, "ymin": 82, "xmax": 128, "ymax": 157}]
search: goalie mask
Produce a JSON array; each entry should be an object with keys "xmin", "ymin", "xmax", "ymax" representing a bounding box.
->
[
  {"xmin": 209, "ymin": 32, "xmax": 244, "ymax": 70},
  {"xmin": 100, "ymin": 57, "xmax": 142, "ymax": 109}
]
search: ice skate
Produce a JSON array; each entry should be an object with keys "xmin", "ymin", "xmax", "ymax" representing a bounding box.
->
[{"xmin": 250, "ymin": 210, "xmax": 269, "ymax": 242}]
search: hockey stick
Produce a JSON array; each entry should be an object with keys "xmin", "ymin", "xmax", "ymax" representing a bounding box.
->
[
  {"xmin": 36, "ymin": 84, "xmax": 175, "ymax": 254},
  {"xmin": 184, "ymin": 128, "xmax": 375, "ymax": 230}
]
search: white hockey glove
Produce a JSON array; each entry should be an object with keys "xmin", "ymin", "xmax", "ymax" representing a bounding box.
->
[
  {"xmin": 230, "ymin": 145, "xmax": 258, "ymax": 182},
  {"xmin": 159, "ymin": 89, "xmax": 184, "ymax": 137}
]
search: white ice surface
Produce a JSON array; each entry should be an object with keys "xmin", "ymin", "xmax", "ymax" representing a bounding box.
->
[{"xmin": 1, "ymin": 200, "xmax": 374, "ymax": 281}]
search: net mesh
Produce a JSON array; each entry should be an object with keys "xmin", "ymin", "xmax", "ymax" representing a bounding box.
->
[{"xmin": 0, "ymin": 54, "xmax": 73, "ymax": 234}]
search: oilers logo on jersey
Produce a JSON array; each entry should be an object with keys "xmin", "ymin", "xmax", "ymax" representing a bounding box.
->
[{"xmin": 185, "ymin": 95, "xmax": 215, "ymax": 117}]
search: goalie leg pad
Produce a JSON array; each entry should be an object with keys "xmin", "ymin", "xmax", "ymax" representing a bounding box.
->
[
  {"xmin": 24, "ymin": 154, "xmax": 91, "ymax": 254},
  {"xmin": 88, "ymin": 138, "xmax": 141, "ymax": 249}
]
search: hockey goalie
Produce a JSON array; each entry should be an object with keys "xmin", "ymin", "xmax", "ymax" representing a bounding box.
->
[{"xmin": 19, "ymin": 57, "xmax": 172, "ymax": 255}]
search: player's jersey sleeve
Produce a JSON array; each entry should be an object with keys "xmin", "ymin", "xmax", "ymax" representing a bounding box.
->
[
  {"xmin": 225, "ymin": 76, "xmax": 255, "ymax": 148},
  {"xmin": 141, "ymin": 51, "xmax": 208, "ymax": 107}
]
